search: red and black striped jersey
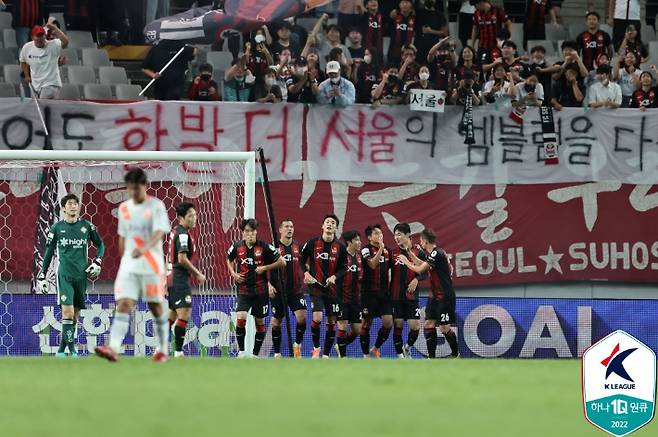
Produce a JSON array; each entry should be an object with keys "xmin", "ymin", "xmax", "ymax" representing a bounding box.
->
[
  {"xmin": 299, "ymin": 236, "xmax": 348, "ymax": 298},
  {"xmin": 452, "ymin": 63, "xmax": 483, "ymax": 85},
  {"xmin": 168, "ymin": 224, "xmax": 195, "ymax": 285},
  {"xmin": 12, "ymin": 0, "xmax": 43, "ymax": 28},
  {"xmin": 336, "ymin": 251, "xmax": 363, "ymax": 304},
  {"xmin": 364, "ymin": 12, "xmax": 384, "ymax": 55},
  {"xmin": 425, "ymin": 247, "xmax": 455, "ymax": 302},
  {"xmin": 361, "ymin": 244, "xmax": 392, "ymax": 295},
  {"xmin": 525, "ymin": 0, "xmax": 552, "ymax": 26},
  {"xmin": 274, "ymin": 241, "xmax": 303, "ymax": 294},
  {"xmin": 576, "ymin": 30, "xmax": 611, "ymax": 71},
  {"xmin": 473, "ymin": 6, "xmax": 509, "ymax": 49},
  {"xmin": 390, "ymin": 246, "xmax": 426, "ymax": 301},
  {"xmin": 431, "ymin": 50, "xmax": 456, "ymax": 90},
  {"xmin": 630, "ymin": 87, "xmax": 658, "ymax": 108},
  {"xmin": 227, "ymin": 239, "xmax": 280, "ymax": 295},
  {"xmin": 388, "ymin": 12, "xmax": 415, "ymax": 60}
]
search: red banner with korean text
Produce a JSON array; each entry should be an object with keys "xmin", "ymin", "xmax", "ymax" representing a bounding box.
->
[{"xmin": 5, "ymin": 179, "xmax": 658, "ymax": 286}]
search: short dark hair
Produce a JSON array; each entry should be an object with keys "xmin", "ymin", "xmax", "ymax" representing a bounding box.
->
[
  {"xmin": 326, "ymin": 24, "xmax": 340, "ymax": 33},
  {"xmin": 199, "ymin": 63, "xmax": 213, "ymax": 73},
  {"xmin": 365, "ymin": 224, "xmax": 382, "ymax": 237},
  {"xmin": 175, "ymin": 202, "xmax": 195, "ymax": 218},
  {"xmin": 393, "ymin": 223, "xmax": 411, "ymax": 234},
  {"xmin": 530, "ymin": 45, "xmax": 546, "ymax": 54},
  {"xmin": 60, "ymin": 193, "xmax": 79, "ymax": 208},
  {"xmin": 501, "ymin": 40, "xmax": 516, "ymax": 50},
  {"xmin": 279, "ymin": 218, "xmax": 293, "ymax": 227},
  {"xmin": 342, "ymin": 230, "xmax": 360, "ymax": 243},
  {"xmin": 586, "ymin": 11, "xmax": 600, "ymax": 20},
  {"xmin": 124, "ymin": 168, "xmax": 148, "ymax": 185},
  {"xmin": 239, "ymin": 218, "xmax": 258, "ymax": 231},
  {"xmin": 420, "ymin": 228, "xmax": 436, "ymax": 244},
  {"xmin": 561, "ymin": 40, "xmax": 578, "ymax": 51},
  {"xmin": 596, "ymin": 64, "xmax": 612, "ymax": 75},
  {"xmin": 348, "ymin": 27, "xmax": 362, "ymax": 35},
  {"xmin": 323, "ymin": 214, "xmax": 340, "ymax": 226}
]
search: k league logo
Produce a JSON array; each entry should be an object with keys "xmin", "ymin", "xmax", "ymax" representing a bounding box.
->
[{"xmin": 582, "ymin": 330, "xmax": 656, "ymax": 436}]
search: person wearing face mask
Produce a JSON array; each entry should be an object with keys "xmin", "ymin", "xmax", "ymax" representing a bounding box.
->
[
  {"xmin": 286, "ymin": 58, "xmax": 320, "ymax": 103},
  {"xmin": 406, "ymin": 64, "xmax": 436, "ymax": 103},
  {"xmin": 254, "ymin": 69, "xmax": 283, "ymax": 103},
  {"xmin": 188, "ymin": 64, "xmax": 221, "ymax": 101},
  {"xmin": 427, "ymin": 36, "xmax": 458, "ymax": 91},
  {"xmin": 352, "ymin": 48, "xmax": 383, "ymax": 103},
  {"xmin": 318, "ymin": 61, "xmax": 356, "ymax": 106},
  {"xmin": 224, "ymin": 58, "xmax": 256, "ymax": 102},
  {"xmin": 588, "ymin": 64, "xmax": 622, "ymax": 109},
  {"xmin": 371, "ymin": 66, "xmax": 406, "ymax": 105}
]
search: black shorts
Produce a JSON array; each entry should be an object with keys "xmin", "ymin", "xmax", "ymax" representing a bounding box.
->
[
  {"xmin": 392, "ymin": 300, "xmax": 420, "ymax": 321},
  {"xmin": 425, "ymin": 299, "xmax": 456, "ymax": 326},
  {"xmin": 311, "ymin": 295, "xmax": 340, "ymax": 317},
  {"xmin": 271, "ymin": 291, "xmax": 307, "ymax": 319},
  {"xmin": 237, "ymin": 294, "xmax": 270, "ymax": 318},
  {"xmin": 337, "ymin": 303, "xmax": 361, "ymax": 324},
  {"xmin": 168, "ymin": 283, "xmax": 192, "ymax": 310},
  {"xmin": 361, "ymin": 293, "xmax": 392, "ymax": 319}
]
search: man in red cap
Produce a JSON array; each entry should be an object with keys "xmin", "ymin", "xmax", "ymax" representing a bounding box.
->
[{"xmin": 19, "ymin": 17, "xmax": 69, "ymax": 99}]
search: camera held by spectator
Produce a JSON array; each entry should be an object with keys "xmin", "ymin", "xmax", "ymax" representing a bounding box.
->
[{"xmin": 188, "ymin": 63, "xmax": 221, "ymax": 101}]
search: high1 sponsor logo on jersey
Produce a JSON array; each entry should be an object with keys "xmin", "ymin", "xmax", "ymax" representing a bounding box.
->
[
  {"xmin": 582, "ymin": 330, "xmax": 656, "ymax": 436},
  {"xmin": 59, "ymin": 238, "xmax": 87, "ymax": 248}
]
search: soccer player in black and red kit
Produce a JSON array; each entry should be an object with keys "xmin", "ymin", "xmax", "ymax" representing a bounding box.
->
[
  {"xmin": 299, "ymin": 214, "xmax": 348, "ymax": 359},
  {"xmin": 360, "ymin": 224, "xmax": 393, "ymax": 358},
  {"xmin": 226, "ymin": 219, "xmax": 285, "ymax": 358},
  {"xmin": 397, "ymin": 228, "xmax": 458, "ymax": 358},
  {"xmin": 335, "ymin": 230, "xmax": 364, "ymax": 358},
  {"xmin": 391, "ymin": 223, "xmax": 425, "ymax": 358},
  {"xmin": 268, "ymin": 219, "xmax": 307, "ymax": 359}
]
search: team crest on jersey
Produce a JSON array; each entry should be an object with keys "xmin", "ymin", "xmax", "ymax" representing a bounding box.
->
[
  {"xmin": 61, "ymin": 295, "xmax": 67, "ymax": 302},
  {"xmin": 80, "ymin": 227, "xmax": 87, "ymax": 234},
  {"xmin": 255, "ymin": 249, "xmax": 262, "ymax": 257},
  {"xmin": 331, "ymin": 247, "xmax": 337, "ymax": 254}
]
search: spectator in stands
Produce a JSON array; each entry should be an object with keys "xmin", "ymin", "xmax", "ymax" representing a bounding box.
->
[
  {"xmin": 361, "ymin": 0, "xmax": 385, "ymax": 61},
  {"xmin": 347, "ymin": 27, "xmax": 365, "ymax": 61},
  {"xmin": 414, "ymin": 0, "xmax": 448, "ymax": 64},
  {"xmin": 253, "ymin": 68, "xmax": 283, "ymax": 103},
  {"xmin": 523, "ymin": 0, "xmax": 559, "ymax": 50},
  {"xmin": 224, "ymin": 59, "xmax": 256, "ymax": 102},
  {"xmin": 188, "ymin": 63, "xmax": 221, "ymax": 101},
  {"xmin": 528, "ymin": 46, "xmax": 552, "ymax": 101},
  {"xmin": 337, "ymin": 0, "xmax": 364, "ymax": 35},
  {"xmin": 286, "ymin": 57, "xmax": 320, "ymax": 103},
  {"xmin": 371, "ymin": 65, "xmax": 406, "ymax": 105},
  {"xmin": 450, "ymin": 69, "xmax": 481, "ymax": 105},
  {"xmin": 514, "ymin": 72, "xmax": 544, "ymax": 107},
  {"xmin": 399, "ymin": 44, "xmax": 420, "ymax": 85},
  {"xmin": 20, "ymin": 19, "xmax": 69, "ymax": 100},
  {"xmin": 407, "ymin": 64, "xmax": 436, "ymax": 98},
  {"xmin": 318, "ymin": 23, "xmax": 353, "ymax": 65},
  {"xmin": 588, "ymin": 64, "xmax": 622, "ymax": 109},
  {"xmin": 470, "ymin": 0, "xmax": 512, "ymax": 62},
  {"xmin": 585, "ymin": 53, "xmax": 611, "ymax": 87},
  {"xmin": 427, "ymin": 36, "xmax": 457, "ymax": 91},
  {"xmin": 273, "ymin": 48, "xmax": 293, "ymax": 101},
  {"xmin": 271, "ymin": 20, "xmax": 301, "ymax": 60},
  {"xmin": 352, "ymin": 47, "xmax": 382, "ymax": 103},
  {"xmin": 549, "ymin": 41, "xmax": 589, "ymax": 87},
  {"xmin": 480, "ymin": 28, "xmax": 509, "ymax": 73},
  {"xmin": 498, "ymin": 40, "xmax": 528, "ymax": 76},
  {"xmin": 630, "ymin": 71, "xmax": 658, "ymax": 109},
  {"xmin": 608, "ymin": 0, "xmax": 641, "ymax": 50},
  {"xmin": 388, "ymin": 0, "xmax": 416, "ymax": 64},
  {"xmin": 11, "ymin": 0, "xmax": 46, "ymax": 48},
  {"xmin": 247, "ymin": 36, "xmax": 274, "ymax": 83},
  {"xmin": 305, "ymin": 50, "xmax": 326, "ymax": 83},
  {"xmin": 482, "ymin": 64, "xmax": 516, "ymax": 105},
  {"xmin": 617, "ymin": 24, "xmax": 648, "ymax": 68},
  {"xmin": 65, "ymin": 0, "xmax": 95, "ymax": 34},
  {"xmin": 142, "ymin": 40, "xmax": 197, "ymax": 100},
  {"xmin": 318, "ymin": 60, "xmax": 356, "ymax": 106},
  {"xmin": 576, "ymin": 12, "xmax": 613, "ymax": 72},
  {"xmin": 45, "ymin": 19, "xmax": 67, "ymax": 66},
  {"xmin": 613, "ymin": 52, "xmax": 641, "ymax": 107},
  {"xmin": 550, "ymin": 64, "xmax": 586, "ymax": 110},
  {"xmin": 283, "ymin": 17, "xmax": 309, "ymax": 50},
  {"xmin": 452, "ymin": 0, "xmax": 475, "ymax": 49},
  {"xmin": 453, "ymin": 45, "xmax": 482, "ymax": 87}
]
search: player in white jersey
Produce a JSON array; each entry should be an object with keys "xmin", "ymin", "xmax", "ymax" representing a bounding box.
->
[{"xmin": 95, "ymin": 169, "xmax": 172, "ymax": 363}]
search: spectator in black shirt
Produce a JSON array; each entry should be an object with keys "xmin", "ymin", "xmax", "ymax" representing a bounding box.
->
[
  {"xmin": 551, "ymin": 64, "xmax": 585, "ymax": 110},
  {"xmin": 427, "ymin": 36, "xmax": 458, "ymax": 91},
  {"xmin": 399, "ymin": 44, "xmax": 421, "ymax": 85},
  {"xmin": 270, "ymin": 20, "xmax": 301, "ymax": 60},
  {"xmin": 617, "ymin": 24, "xmax": 648, "ymax": 68},
  {"xmin": 247, "ymin": 34, "xmax": 274, "ymax": 83},
  {"xmin": 352, "ymin": 47, "xmax": 383, "ymax": 103},
  {"xmin": 414, "ymin": 0, "xmax": 449, "ymax": 63},
  {"xmin": 406, "ymin": 64, "xmax": 435, "ymax": 95},
  {"xmin": 347, "ymin": 27, "xmax": 366, "ymax": 61},
  {"xmin": 372, "ymin": 65, "xmax": 406, "ymax": 105},
  {"xmin": 142, "ymin": 40, "xmax": 197, "ymax": 100},
  {"xmin": 450, "ymin": 69, "xmax": 481, "ymax": 105},
  {"xmin": 630, "ymin": 71, "xmax": 658, "ymax": 110},
  {"xmin": 527, "ymin": 45, "xmax": 553, "ymax": 101},
  {"xmin": 253, "ymin": 69, "xmax": 283, "ymax": 103},
  {"xmin": 286, "ymin": 58, "xmax": 320, "ymax": 103}
]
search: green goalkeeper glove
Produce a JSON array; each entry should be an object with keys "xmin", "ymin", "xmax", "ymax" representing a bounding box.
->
[{"xmin": 85, "ymin": 258, "xmax": 102, "ymax": 279}]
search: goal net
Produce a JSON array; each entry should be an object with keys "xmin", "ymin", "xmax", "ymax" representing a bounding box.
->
[{"xmin": 0, "ymin": 150, "xmax": 255, "ymax": 357}]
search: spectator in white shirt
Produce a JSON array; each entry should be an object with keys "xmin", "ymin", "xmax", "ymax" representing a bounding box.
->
[
  {"xmin": 515, "ymin": 72, "xmax": 544, "ymax": 107},
  {"xmin": 612, "ymin": 52, "xmax": 641, "ymax": 107},
  {"xmin": 482, "ymin": 63, "xmax": 517, "ymax": 106},
  {"xmin": 588, "ymin": 64, "xmax": 622, "ymax": 109}
]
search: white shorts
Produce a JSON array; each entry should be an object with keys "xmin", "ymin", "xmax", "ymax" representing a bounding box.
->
[{"xmin": 114, "ymin": 270, "xmax": 165, "ymax": 303}]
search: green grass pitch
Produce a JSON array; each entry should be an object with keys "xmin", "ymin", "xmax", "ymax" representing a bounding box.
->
[{"xmin": 2, "ymin": 357, "xmax": 655, "ymax": 437}]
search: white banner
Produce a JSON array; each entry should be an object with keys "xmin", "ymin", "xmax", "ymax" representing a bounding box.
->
[
  {"xmin": 0, "ymin": 99, "xmax": 303, "ymax": 181},
  {"xmin": 306, "ymin": 105, "xmax": 658, "ymax": 184},
  {"xmin": 409, "ymin": 89, "xmax": 446, "ymax": 112}
]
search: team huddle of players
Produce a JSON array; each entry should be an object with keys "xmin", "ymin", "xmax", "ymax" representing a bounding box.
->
[
  {"xmin": 38, "ymin": 170, "xmax": 457, "ymax": 360},
  {"xmin": 226, "ymin": 214, "xmax": 459, "ymax": 359}
]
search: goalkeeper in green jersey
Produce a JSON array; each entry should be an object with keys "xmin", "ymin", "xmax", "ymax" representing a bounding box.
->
[{"xmin": 37, "ymin": 194, "xmax": 106, "ymax": 357}]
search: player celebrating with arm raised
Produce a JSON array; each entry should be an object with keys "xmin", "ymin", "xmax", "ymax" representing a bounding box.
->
[
  {"xmin": 167, "ymin": 202, "xmax": 206, "ymax": 358},
  {"xmin": 95, "ymin": 169, "xmax": 172, "ymax": 363},
  {"xmin": 334, "ymin": 230, "xmax": 364, "ymax": 358},
  {"xmin": 360, "ymin": 224, "xmax": 393, "ymax": 358},
  {"xmin": 37, "ymin": 194, "xmax": 105, "ymax": 357},
  {"xmin": 396, "ymin": 228, "xmax": 458, "ymax": 358},
  {"xmin": 227, "ymin": 219, "xmax": 285, "ymax": 358},
  {"xmin": 299, "ymin": 214, "xmax": 348, "ymax": 359},
  {"xmin": 391, "ymin": 223, "xmax": 425, "ymax": 359},
  {"xmin": 269, "ymin": 219, "xmax": 307, "ymax": 359}
]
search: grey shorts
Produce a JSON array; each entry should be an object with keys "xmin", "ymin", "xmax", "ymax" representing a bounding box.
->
[{"xmin": 37, "ymin": 85, "xmax": 60, "ymax": 99}]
